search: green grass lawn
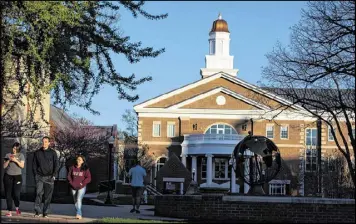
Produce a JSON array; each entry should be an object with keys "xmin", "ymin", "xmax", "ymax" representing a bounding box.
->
[{"xmin": 100, "ymin": 218, "xmax": 185, "ymax": 223}]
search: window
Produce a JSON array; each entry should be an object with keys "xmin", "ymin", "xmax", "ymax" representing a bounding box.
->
[
  {"xmin": 156, "ymin": 157, "xmax": 167, "ymax": 174},
  {"xmin": 205, "ymin": 124, "xmax": 237, "ymax": 135},
  {"xmin": 242, "ymin": 124, "xmax": 247, "ymax": 131},
  {"xmin": 305, "ymin": 148, "xmax": 317, "ymax": 172},
  {"xmin": 280, "ymin": 125, "xmax": 288, "ymax": 139},
  {"xmin": 214, "ymin": 158, "xmax": 228, "ymax": 179},
  {"xmin": 201, "ymin": 158, "xmax": 207, "ymax": 179},
  {"xmin": 328, "ymin": 126, "xmax": 334, "ymax": 141},
  {"xmin": 167, "ymin": 122, "xmax": 175, "ymax": 137},
  {"xmin": 306, "ymin": 128, "xmax": 317, "ymax": 146},
  {"xmin": 210, "ymin": 40, "xmax": 215, "ymax": 55},
  {"xmin": 266, "ymin": 125, "xmax": 274, "ymax": 139},
  {"xmin": 269, "ymin": 183, "xmax": 286, "ymax": 196},
  {"xmin": 152, "ymin": 121, "xmax": 161, "ymax": 137}
]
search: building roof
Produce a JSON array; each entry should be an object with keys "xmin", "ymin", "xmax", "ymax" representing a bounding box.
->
[
  {"xmin": 210, "ymin": 13, "xmax": 229, "ymax": 33},
  {"xmin": 264, "ymin": 88, "xmax": 355, "ymax": 109},
  {"xmin": 50, "ymin": 105, "xmax": 75, "ymax": 130}
]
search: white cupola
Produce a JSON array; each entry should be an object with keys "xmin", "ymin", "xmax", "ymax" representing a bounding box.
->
[{"xmin": 200, "ymin": 13, "xmax": 239, "ymax": 78}]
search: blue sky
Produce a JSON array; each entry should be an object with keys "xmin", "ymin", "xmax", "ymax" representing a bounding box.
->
[{"xmin": 65, "ymin": 1, "xmax": 308, "ymax": 130}]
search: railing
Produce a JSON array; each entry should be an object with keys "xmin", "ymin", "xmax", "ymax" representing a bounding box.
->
[
  {"xmin": 146, "ymin": 183, "xmax": 162, "ymax": 196},
  {"xmin": 183, "ymin": 134, "xmax": 245, "ymax": 142}
]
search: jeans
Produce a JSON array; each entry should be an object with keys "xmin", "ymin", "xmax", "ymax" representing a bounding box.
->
[
  {"xmin": 71, "ymin": 187, "xmax": 86, "ymax": 216},
  {"xmin": 3, "ymin": 173, "xmax": 22, "ymax": 211},
  {"xmin": 34, "ymin": 175, "xmax": 54, "ymax": 215}
]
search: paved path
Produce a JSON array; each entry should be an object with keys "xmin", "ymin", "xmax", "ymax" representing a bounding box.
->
[{"xmin": 1, "ymin": 199, "xmax": 184, "ymax": 223}]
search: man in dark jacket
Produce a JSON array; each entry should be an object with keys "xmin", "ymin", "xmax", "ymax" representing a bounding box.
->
[{"xmin": 32, "ymin": 136, "xmax": 59, "ymax": 218}]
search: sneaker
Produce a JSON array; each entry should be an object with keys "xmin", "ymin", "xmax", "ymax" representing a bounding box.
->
[
  {"xmin": 16, "ymin": 208, "xmax": 21, "ymax": 216},
  {"xmin": 5, "ymin": 211, "xmax": 12, "ymax": 217},
  {"xmin": 43, "ymin": 214, "xmax": 49, "ymax": 218},
  {"xmin": 34, "ymin": 213, "xmax": 40, "ymax": 218},
  {"xmin": 135, "ymin": 210, "xmax": 140, "ymax": 214},
  {"xmin": 77, "ymin": 215, "xmax": 82, "ymax": 220},
  {"xmin": 130, "ymin": 208, "xmax": 135, "ymax": 213}
]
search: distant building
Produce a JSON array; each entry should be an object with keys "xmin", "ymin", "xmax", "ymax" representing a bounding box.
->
[{"xmin": 134, "ymin": 14, "xmax": 355, "ymax": 196}]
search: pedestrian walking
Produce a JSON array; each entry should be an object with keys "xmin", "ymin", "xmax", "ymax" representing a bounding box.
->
[
  {"xmin": 67, "ymin": 155, "xmax": 91, "ymax": 219},
  {"xmin": 3, "ymin": 142, "xmax": 25, "ymax": 217},
  {"xmin": 32, "ymin": 136, "xmax": 59, "ymax": 218},
  {"xmin": 128, "ymin": 160, "xmax": 147, "ymax": 214}
]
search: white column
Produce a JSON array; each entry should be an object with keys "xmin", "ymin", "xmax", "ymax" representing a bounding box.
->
[
  {"xmin": 206, "ymin": 154, "xmax": 214, "ymax": 186},
  {"xmin": 191, "ymin": 156, "xmax": 197, "ymax": 182},
  {"xmin": 181, "ymin": 154, "xmax": 187, "ymax": 167},
  {"xmin": 231, "ymin": 165, "xmax": 237, "ymax": 193},
  {"xmin": 244, "ymin": 158, "xmax": 250, "ymax": 194}
]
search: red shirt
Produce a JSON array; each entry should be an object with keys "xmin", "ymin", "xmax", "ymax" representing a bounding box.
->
[{"xmin": 67, "ymin": 165, "xmax": 91, "ymax": 190}]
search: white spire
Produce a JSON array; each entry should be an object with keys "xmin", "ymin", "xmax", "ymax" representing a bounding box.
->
[{"xmin": 218, "ymin": 13, "xmax": 222, "ymax": 20}]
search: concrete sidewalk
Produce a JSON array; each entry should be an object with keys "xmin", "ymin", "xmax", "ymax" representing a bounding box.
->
[{"xmin": 1, "ymin": 199, "xmax": 184, "ymax": 223}]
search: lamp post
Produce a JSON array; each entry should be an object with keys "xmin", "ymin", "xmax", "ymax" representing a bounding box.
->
[
  {"xmin": 192, "ymin": 168, "xmax": 196, "ymax": 181},
  {"xmin": 105, "ymin": 136, "xmax": 115, "ymax": 204}
]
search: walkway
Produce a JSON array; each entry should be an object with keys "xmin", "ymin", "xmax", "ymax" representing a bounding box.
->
[{"xmin": 1, "ymin": 199, "xmax": 184, "ymax": 223}]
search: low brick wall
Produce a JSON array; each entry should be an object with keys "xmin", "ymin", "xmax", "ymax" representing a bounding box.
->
[{"xmin": 154, "ymin": 194, "xmax": 355, "ymax": 223}]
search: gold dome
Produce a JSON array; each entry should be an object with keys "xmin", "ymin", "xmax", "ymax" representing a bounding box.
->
[{"xmin": 210, "ymin": 13, "xmax": 229, "ymax": 33}]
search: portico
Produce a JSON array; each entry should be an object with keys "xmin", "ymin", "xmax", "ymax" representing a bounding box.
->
[{"xmin": 181, "ymin": 133, "xmax": 244, "ymax": 192}]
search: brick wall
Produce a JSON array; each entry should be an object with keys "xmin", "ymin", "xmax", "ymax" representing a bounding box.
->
[{"xmin": 155, "ymin": 195, "xmax": 355, "ymax": 223}]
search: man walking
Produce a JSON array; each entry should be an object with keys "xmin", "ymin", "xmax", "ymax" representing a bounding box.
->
[
  {"xmin": 32, "ymin": 136, "xmax": 59, "ymax": 218},
  {"xmin": 128, "ymin": 160, "xmax": 146, "ymax": 214}
]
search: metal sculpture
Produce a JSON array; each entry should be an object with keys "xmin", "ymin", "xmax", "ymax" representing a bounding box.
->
[{"xmin": 232, "ymin": 134, "xmax": 282, "ymax": 195}]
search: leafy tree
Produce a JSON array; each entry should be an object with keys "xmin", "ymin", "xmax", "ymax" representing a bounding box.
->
[
  {"xmin": 0, "ymin": 1, "xmax": 167, "ymax": 131},
  {"xmin": 261, "ymin": 1, "xmax": 355, "ymax": 188},
  {"xmin": 121, "ymin": 109, "xmax": 138, "ymax": 137}
]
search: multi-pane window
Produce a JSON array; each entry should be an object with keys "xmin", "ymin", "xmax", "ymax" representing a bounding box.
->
[
  {"xmin": 306, "ymin": 128, "xmax": 317, "ymax": 146},
  {"xmin": 167, "ymin": 122, "xmax": 175, "ymax": 137},
  {"xmin": 205, "ymin": 124, "xmax": 237, "ymax": 135},
  {"xmin": 305, "ymin": 148, "xmax": 317, "ymax": 172},
  {"xmin": 214, "ymin": 158, "xmax": 228, "ymax": 179},
  {"xmin": 152, "ymin": 121, "xmax": 161, "ymax": 137},
  {"xmin": 328, "ymin": 126, "xmax": 334, "ymax": 141},
  {"xmin": 156, "ymin": 157, "xmax": 167, "ymax": 174},
  {"xmin": 269, "ymin": 183, "xmax": 286, "ymax": 195},
  {"xmin": 201, "ymin": 158, "xmax": 207, "ymax": 179},
  {"xmin": 266, "ymin": 125, "xmax": 274, "ymax": 139},
  {"xmin": 280, "ymin": 125, "xmax": 288, "ymax": 139}
]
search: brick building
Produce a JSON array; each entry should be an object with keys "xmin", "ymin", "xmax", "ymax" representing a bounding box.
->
[{"xmin": 134, "ymin": 14, "xmax": 355, "ymax": 196}]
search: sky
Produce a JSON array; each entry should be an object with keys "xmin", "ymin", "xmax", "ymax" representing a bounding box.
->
[{"xmin": 64, "ymin": 1, "xmax": 308, "ymax": 130}]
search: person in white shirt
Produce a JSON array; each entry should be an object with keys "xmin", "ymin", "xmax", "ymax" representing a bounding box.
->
[{"xmin": 128, "ymin": 160, "xmax": 146, "ymax": 214}]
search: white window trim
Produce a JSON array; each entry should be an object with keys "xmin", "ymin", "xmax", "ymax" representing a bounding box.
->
[
  {"xmin": 350, "ymin": 127, "xmax": 355, "ymax": 142},
  {"xmin": 328, "ymin": 126, "xmax": 334, "ymax": 142},
  {"xmin": 152, "ymin": 121, "xmax": 161, "ymax": 137},
  {"xmin": 213, "ymin": 158, "xmax": 229, "ymax": 180},
  {"xmin": 305, "ymin": 147, "xmax": 318, "ymax": 172},
  {"xmin": 280, "ymin": 125, "xmax": 289, "ymax": 140},
  {"xmin": 269, "ymin": 182, "xmax": 287, "ymax": 196},
  {"xmin": 266, "ymin": 124, "xmax": 274, "ymax": 139},
  {"xmin": 167, "ymin": 122, "xmax": 176, "ymax": 138},
  {"xmin": 305, "ymin": 128, "xmax": 317, "ymax": 147},
  {"xmin": 201, "ymin": 158, "xmax": 207, "ymax": 180}
]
